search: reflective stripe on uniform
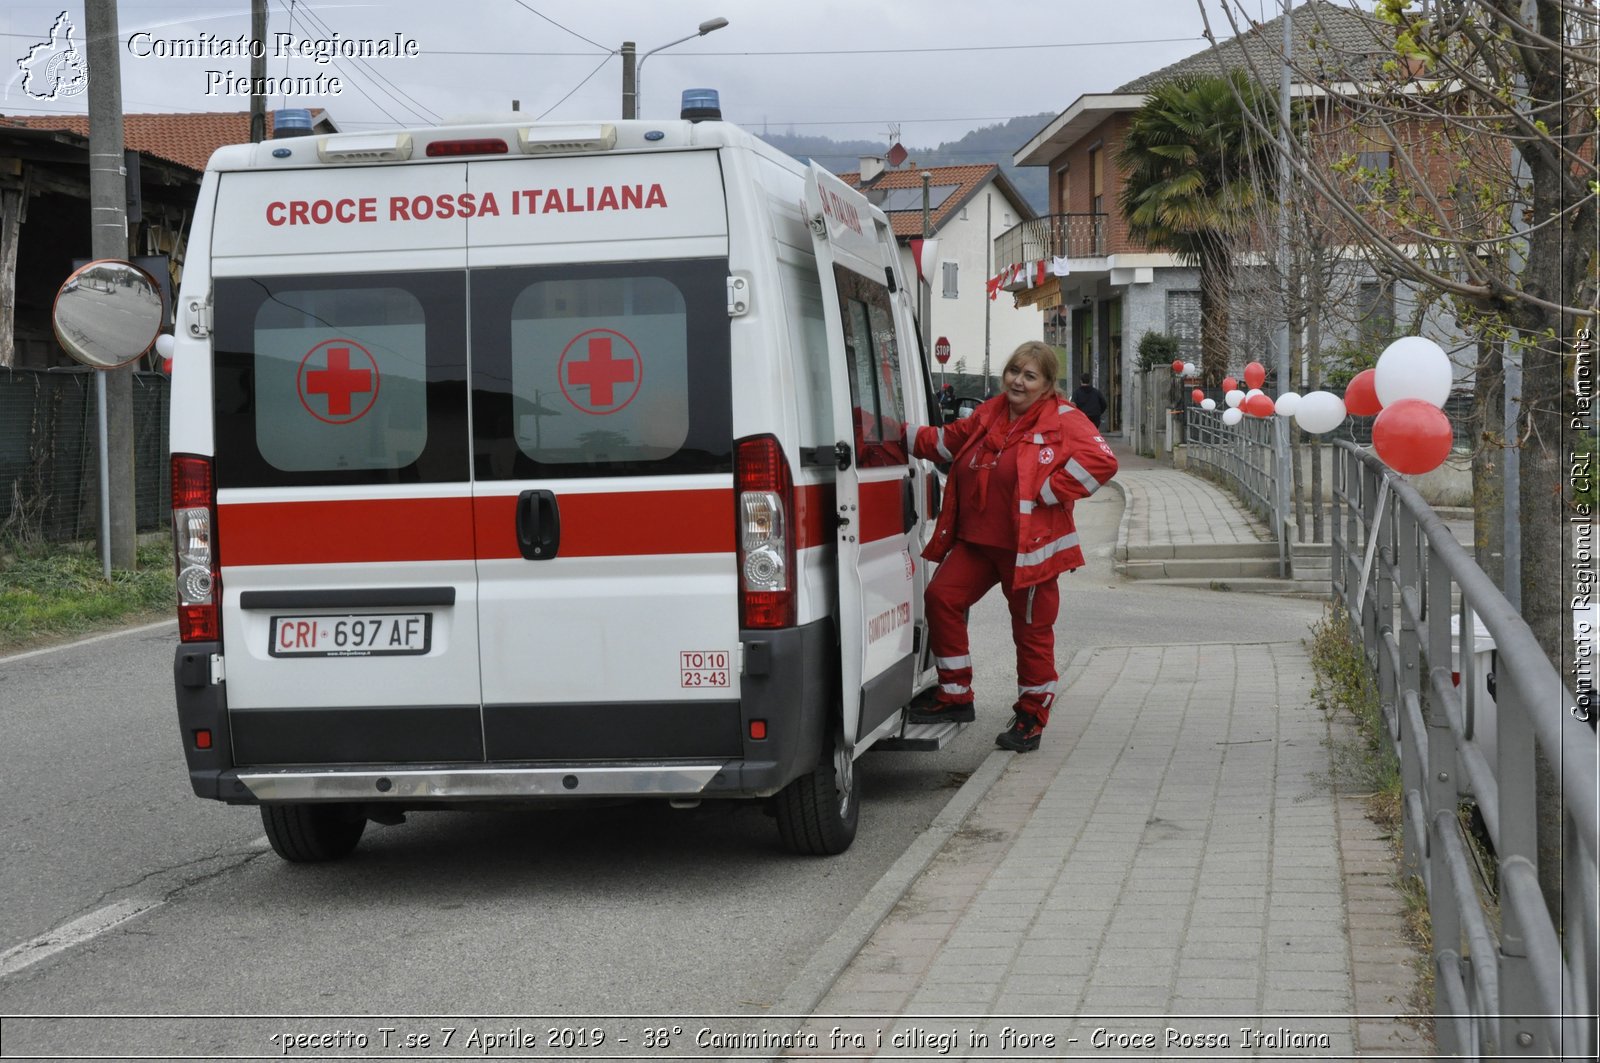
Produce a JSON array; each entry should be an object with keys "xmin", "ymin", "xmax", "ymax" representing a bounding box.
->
[
  {"xmin": 1019, "ymin": 499, "xmax": 1035, "ymax": 514},
  {"xmin": 940, "ymin": 682, "xmax": 970, "ymax": 696},
  {"xmin": 1066, "ymin": 458, "xmax": 1102, "ymax": 495},
  {"xmin": 935, "ymin": 654, "xmax": 972, "ymax": 670},
  {"xmin": 1017, "ymin": 531, "xmax": 1080, "ymax": 568},
  {"xmin": 1039, "ymin": 479, "xmax": 1059, "ymax": 506},
  {"xmin": 1018, "ymin": 682, "xmax": 1055, "ymax": 708},
  {"xmin": 935, "ymin": 429, "xmax": 952, "ymax": 461}
]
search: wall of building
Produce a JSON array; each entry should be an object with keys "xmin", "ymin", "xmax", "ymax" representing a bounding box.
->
[
  {"xmin": 1047, "ymin": 113, "xmax": 1139, "ymax": 254},
  {"xmin": 902, "ymin": 183, "xmax": 1040, "ymax": 386}
]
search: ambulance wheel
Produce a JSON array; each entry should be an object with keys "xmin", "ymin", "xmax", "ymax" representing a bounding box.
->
[
  {"xmin": 260, "ymin": 803, "xmax": 366, "ymax": 862},
  {"xmin": 774, "ymin": 732, "xmax": 858, "ymax": 855}
]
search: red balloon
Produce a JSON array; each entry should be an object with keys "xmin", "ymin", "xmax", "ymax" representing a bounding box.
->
[
  {"xmin": 1244, "ymin": 393, "xmax": 1275, "ymax": 417},
  {"xmin": 1171, "ymin": 360, "xmax": 1184, "ymax": 374},
  {"xmin": 1191, "ymin": 388, "xmax": 1205, "ymax": 403},
  {"xmin": 1372, "ymin": 398, "xmax": 1452, "ymax": 474},
  {"xmin": 1344, "ymin": 368, "xmax": 1383, "ymax": 416},
  {"xmin": 1243, "ymin": 361, "xmax": 1266, "ymax": 390},
  {"xmin": 1221, "ymin": 376, "xmax": 1238, "ymax": 393}
]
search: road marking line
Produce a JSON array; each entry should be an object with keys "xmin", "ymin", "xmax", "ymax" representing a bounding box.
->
[
  {"xmin": 0, "ymin": 897, "xmax": 165, "ymax": 979},
  {"xmin": 0, "ymin": 619, "xmax": 176, "ymax": 665}
]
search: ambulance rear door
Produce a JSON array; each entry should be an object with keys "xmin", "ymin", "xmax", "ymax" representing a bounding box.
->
[
  {"xmin": 465, "ymin": 150, "xmax": 741, "ymax": 765},
  {"xmin": 206, "ymin": 160, "xmax": 483, "ymax": 766},
  {"xmin": 804, "ymin": 164, "xmax": 920, "ymax": 746}
]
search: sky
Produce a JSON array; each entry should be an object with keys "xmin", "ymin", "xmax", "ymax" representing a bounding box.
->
[{"xmin": 0, "ymin": 0, "xmax": 1294, "ymax": 149}]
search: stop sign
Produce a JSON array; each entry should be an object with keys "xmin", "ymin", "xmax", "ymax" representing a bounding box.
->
[{"xmin": 934, "ymin": 336, "xmax": 951, "ymax": 364}]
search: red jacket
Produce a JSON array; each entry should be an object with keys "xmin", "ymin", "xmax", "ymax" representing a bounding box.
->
[{"xmin": 908, "ymin": 396, "xmax": 1118, "ymax": 587}]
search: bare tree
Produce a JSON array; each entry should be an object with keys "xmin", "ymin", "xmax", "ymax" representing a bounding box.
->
[{"xmin": 1204, "ymin": 0, "xmax": 1597, "ymax": 676}]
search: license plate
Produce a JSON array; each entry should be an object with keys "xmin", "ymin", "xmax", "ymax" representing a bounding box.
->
[{"xmin": 269, "ymin": 613, "xmax": 431, "ymax": 657}]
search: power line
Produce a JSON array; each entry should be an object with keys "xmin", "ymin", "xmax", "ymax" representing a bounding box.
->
[
  {"xmin": 425, "ymin": 36, "xmax": 1200, "ymax": 57},
  {"xmin": 285, "ymin": 1, "xmax": 442, "ymax": 122},
  {"xmin": 274, "ymin": 0, "xmax": 403, "ymax": 126},
  {"xmin": 504, "ymin": 0, "xmax": 611, "ymax": 51},
  {"xmin": 535, "ymin": 52, "xmax": 616, "ymax": 120}
]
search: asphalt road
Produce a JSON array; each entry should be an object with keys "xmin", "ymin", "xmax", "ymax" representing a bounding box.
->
[{"xmin": 0, "ymin": 481, "xmax": 1325, "ymax": 1056}]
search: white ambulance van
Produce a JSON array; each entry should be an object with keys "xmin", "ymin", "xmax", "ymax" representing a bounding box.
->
[{"xmin": 162, "ymin": 99, "xmax": 957, "ymax": 861}]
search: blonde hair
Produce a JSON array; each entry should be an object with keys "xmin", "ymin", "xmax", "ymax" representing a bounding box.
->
[{"xmin": 1003, "ymin": 341, "xmax": 1060, "ymax": 390}]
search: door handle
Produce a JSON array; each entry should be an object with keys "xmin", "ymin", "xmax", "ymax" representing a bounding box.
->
[
  {"xmin": 901, "ymin": 474, "xmax": 917, "ymax": 534},
  {"xmin": 515, "ymin": 489, "xmax": 561, "ymax": 560}
]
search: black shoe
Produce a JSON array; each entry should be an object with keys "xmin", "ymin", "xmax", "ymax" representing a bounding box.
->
[
  {"xmin": 908, "ymin": 700, "xmax": 976, "ymax": 724},
  {"xmin": 995, "ymin": 714, "xmax": 1042, "ymax": 752}
]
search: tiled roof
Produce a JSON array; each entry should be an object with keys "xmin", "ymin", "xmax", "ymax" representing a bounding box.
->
[
  {"xmin": 1117, "ymin": 0, "xmax": 1389, "ymax": 93},
  {"xmin": 0, "ymin": 110, "xmax": 329, "ymax": 172},
  {"xmin": 840, "ymin": 163, "xmax": 1033, "ymax": 239}
]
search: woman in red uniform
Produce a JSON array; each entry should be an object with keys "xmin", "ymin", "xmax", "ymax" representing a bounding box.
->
[{"xmin": 905, "ymin": 341, "xmax": 1117, "ymax": 751}]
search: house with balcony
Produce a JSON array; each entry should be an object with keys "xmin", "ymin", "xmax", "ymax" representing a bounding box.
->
[
  {"xmin": 998, "ymin": 0, "xmax": 1465, "ymax": 436},
  {"xmin": 843, "ymin": 160, "xmax": 1039, "ymax": 393}
]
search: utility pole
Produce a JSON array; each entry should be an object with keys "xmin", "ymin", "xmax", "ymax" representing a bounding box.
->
[
  {"xmin": 621, "ymin": 42, "xmax": 636, "ymax": 118},
  {"xmin": 249, "ymin": 0, "xmax": 267, "ymax": 143},
  {"xmin": 920, "ymin": 171, "xmax": 932, "ymax": 360},
  {"xmin": 84, "ymin": 0, "xmax": 136, "ymax": 572}
]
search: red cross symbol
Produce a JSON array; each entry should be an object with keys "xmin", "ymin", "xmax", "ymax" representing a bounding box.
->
[
  {"xmin": 298, "ymin": 339, "xmax": 379, "ymax": 424},
  {"xmin": 558, "ymin": 328, "xmax": 642, "ymax": 414}
]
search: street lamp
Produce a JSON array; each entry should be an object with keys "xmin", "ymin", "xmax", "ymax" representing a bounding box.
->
[{"xmin": 624, "ymin": 17, "xmax": 728, "ymax": 119}]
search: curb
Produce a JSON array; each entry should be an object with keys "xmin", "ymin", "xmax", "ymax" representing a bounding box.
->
[
  {"xmin": 763, "ymin": 748, "xmax": 1012, "ymax": 1028},
  {"xmin": 1109, "ymin": 476, "xmax": 1133, "ymax": 563},
  {"xmin": 0, "ymin": 617, "xmax": 176, "ymax": 664}
]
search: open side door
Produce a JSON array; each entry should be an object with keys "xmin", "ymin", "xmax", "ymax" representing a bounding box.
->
[{"xmin": 804, "ymin": 164, "xmax": 921, "ymax": 746}]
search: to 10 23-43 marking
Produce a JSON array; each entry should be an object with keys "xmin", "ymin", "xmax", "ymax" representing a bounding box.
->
[{"xmin": 680, "ymin": 649, "xmax": 730, "ymax": 688}]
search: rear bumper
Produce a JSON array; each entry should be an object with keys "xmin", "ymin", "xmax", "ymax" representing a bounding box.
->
[{"xmin": 175, "ymin": 618, "xmax": 834, "ymax": 803}]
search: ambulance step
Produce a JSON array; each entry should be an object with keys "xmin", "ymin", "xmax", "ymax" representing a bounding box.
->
[{"xmin": 875, "ymin": 717, "xmax": 970, "ymax": 752}]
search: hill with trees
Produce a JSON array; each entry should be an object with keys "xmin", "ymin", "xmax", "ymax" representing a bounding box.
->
[{"xmin": 757, "ymin": 113, "xmax": 1053, "ymax": 215}]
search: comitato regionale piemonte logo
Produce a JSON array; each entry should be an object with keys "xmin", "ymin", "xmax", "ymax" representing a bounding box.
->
[{"xmin": 17, "ymin": 11, "xmax": 89, "ymax": 101}]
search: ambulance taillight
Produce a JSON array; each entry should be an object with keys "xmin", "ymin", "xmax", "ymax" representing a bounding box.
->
[
  {"xmin": 735, "ymin": 435, "xmax": 796, "ymax": 628},
  {"xmin": 171, "ymin": 454, "xmax": 220, "ymax": 643}
]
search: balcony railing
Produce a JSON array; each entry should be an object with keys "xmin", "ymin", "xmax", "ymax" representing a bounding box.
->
[{"xmin": 994, "ymin": 213, "xmax": 1107, "ymax": 269}]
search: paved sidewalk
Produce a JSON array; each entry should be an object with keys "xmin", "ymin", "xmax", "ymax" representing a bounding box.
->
[{"xmin": 773, "ymin": 446, "xmax": 1431, "ymax": 1059}]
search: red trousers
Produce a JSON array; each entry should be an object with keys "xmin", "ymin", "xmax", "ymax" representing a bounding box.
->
[{"xmin": 925, "ymin": 540, "xmax": 1060, "ymax": 726}]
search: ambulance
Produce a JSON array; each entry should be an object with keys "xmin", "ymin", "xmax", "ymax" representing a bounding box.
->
[{"xmin": 159, "ymin": 96, "xmax": 958, "ymax": 861}]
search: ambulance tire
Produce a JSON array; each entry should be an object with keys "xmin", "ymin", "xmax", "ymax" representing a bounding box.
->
[
  {"xmin": 774, "ymin": 732, "xmax": 858, "ymax": 855},
  {"xmin": 260, "ymin": 803, "xmax": 366, "ymax": 862}
]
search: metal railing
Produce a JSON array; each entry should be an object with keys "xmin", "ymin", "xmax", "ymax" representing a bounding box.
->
[
  {"xmin": 1332, "ymin": 440, "xmax": 1598, "ymax": 1061},
  {"xmin": 993, "ymin": 212, "xmax": 1107, "ymax": 268},
  {"xmin": 1181, "ymin": 405, "xmax": 1293, "ymax": 574}
]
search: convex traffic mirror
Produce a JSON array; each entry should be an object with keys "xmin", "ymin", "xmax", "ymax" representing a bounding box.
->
[{"xmin": 52, "ymin": 259, "xmax": 164, "ymax": 369}]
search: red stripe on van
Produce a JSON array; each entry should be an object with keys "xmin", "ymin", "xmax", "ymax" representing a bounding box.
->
[
  {"xmin": 473, "ymin": 489, "xmax": 734, "ymax": 558},
  {"xmin": 794, "ymin": 483, "xmax": 835, "ymax": 549},
  {"xmin": 857, "ymin": 477, "xmax": 907, "ymax": 543},
  {"xmin": 218, "ymin": 497, "xmax": 476, "ymax": 566}
]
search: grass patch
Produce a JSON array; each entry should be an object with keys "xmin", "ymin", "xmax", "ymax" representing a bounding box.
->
[
  {"xmin": 1309, "ymin": 602, "xmax": 1436, "ymax": 1029},
  {"xmin": 1309, "ymin": 602, "xmax": 1397, "ymax": 793},
  {"xmin": 0, "ymin": 540, "xmax": 174, "ymax": 650}
]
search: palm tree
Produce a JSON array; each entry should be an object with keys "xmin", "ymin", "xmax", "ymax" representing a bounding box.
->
[{"xmin": 1118, "ymin": 70, "xmax": 1279, "ymax": 387}]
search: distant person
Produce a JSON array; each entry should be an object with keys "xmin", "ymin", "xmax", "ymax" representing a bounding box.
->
[
  {"xmin": 938, "ymin": 384, "xmax": 958, "ymax": 419},
  {"xmin": 1071, "ymin": 373, "xmax": 1107, "ymax": 430},
  {"xmin": 903, "ymin": 341, "xmax": 1118, "ymax": 753}
]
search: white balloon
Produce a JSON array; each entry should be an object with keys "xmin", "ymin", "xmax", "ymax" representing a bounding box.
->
[
  {"xmin": 154, "ymin": 333, "xmax": 176, "ymax": 358},
  {"xmin": 1182, "ymin": 361, "xmax": 1199, "ymax": 378},
  {"xmin": 1274, "ymin": 391, "xmax": 1301, "ymax": 417},
  {"xmin": 1246, "ymin": 388, "xmax": 1263, "ymax": 399},
  {"xmin": 1295, "ymin": 390, "xmax": 1347, "ymax": 434},
  {"xmin": 1200, "ymin": 398, "xmax": 1217, "ymax": 411},
  {"xmin": 1224, "ymin": 389, "xmax": 1245, "ymax": 408},
  {"xmin": 1375, "ymin": 336, "xmax": 1452, "ymax": 409},
  {"xmin": 1221, "ymin": 407, "xmax": 1244, "ymax": 426}
]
